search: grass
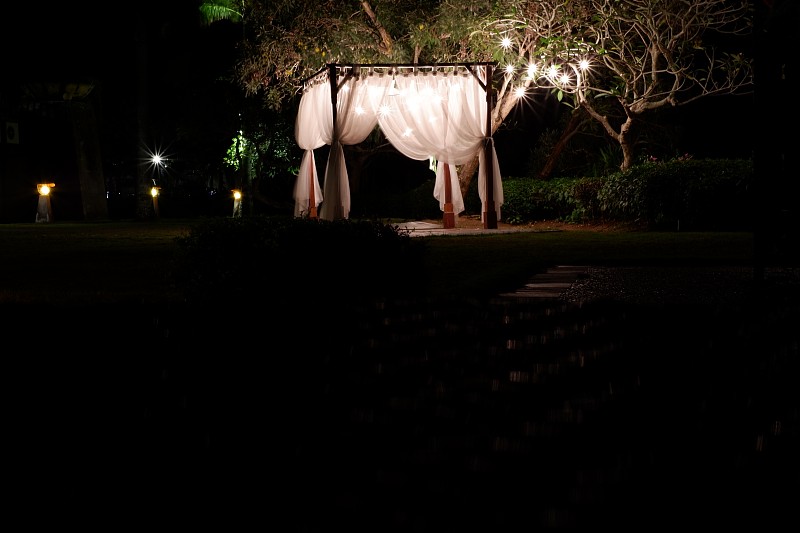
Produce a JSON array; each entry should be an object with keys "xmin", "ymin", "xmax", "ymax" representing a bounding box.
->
[
  {"xmin": 418, "ymin": 230, "xmax": 754, "ymax": 297},
  {"xmin": 0, "ymin": 218, "xmax": 756, "ymax": 306},
  {"xmin": 0, "ymin": 219, "xmax": 193, "ymax": 306}
]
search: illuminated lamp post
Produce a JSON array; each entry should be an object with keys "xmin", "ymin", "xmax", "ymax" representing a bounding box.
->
[
  {"xmin": 150, "ymin": 185, "xmax": 161, "ymax": 218},
  {"xmin": 36, "ymin": 183, "xmax": 55, "ymax": 223},
  {"xmin": 148, "ymin": 151, "xmax": 167, "ymax": 219},
  {"xmin": 232, "ymin": 189, "xmax": 242, "ymax": 217}
]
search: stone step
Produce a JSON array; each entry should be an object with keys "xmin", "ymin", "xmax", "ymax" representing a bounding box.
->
[{"xmin": 498, "ymin": 265, "xmax": 589, "ymax": 299}]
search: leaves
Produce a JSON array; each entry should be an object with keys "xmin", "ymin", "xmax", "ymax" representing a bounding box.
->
[
  {"xmin": 207, "ymin": 0, "xmax": 755, "ymax": 177},
  {"xmin": 199, "ymin": 0, "xmax": 244, "ymax": 25}
]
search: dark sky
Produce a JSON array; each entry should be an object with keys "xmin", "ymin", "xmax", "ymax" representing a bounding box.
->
[
  {"xmin": 4, "ymin": 2, "xmax": 207, "ymax": 80},
  {"xmin": 3, "ymin": 1, "xmax": 243, "ymax": 172}
]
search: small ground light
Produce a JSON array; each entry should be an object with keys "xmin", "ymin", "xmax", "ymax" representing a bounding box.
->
[
  {"xmin": 36, "ymin": 183, "xmax": 55, "ymax": 223},
  {"xmin": 151, "ymin": 186, "xmax": 161, "ymax": 217},
  {"xmin": 232, "ymin": 189, "xmax": 242, "ymax": 217}
]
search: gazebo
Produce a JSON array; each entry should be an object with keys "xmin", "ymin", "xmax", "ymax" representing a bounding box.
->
[{"xmin": 293, "ymin": 62, "xmax": 503, "ymax": 230}]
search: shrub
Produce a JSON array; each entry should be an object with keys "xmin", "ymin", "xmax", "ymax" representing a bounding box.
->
[
  {"xmin": 598, "ymin": 158, "xmax": 753, "ymax": 230},
  {"xmin": 351, "ymin": 158, "xmax": 753, "ymax": 231},
  {"xmin": 494, "ymin": 158, "xmax": 752, "ymax": 230},
  {"xmin": 498, "ymin": 176, "xmax": 604, "ymax": 225},
  {"xmin": 173, "ymin": 215, "xmax": 428, "ymax": 305},
  {"xmin": 353, "ymin": 179, "xmax": 442, "ymax": 221}
]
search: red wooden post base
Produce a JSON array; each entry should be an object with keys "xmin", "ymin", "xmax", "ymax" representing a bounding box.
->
[
  {"xmin": 443, "ymin": 202, "xmax": 455, "ymax": 229},
  {"xmin": 483, "ymin": 209, "xmax": 498, "ymax": 229}
]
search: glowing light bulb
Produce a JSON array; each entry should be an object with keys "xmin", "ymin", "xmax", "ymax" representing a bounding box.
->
[{"xmin": 378, "ymin": 103, "xmax": 393, "ymax": 117}]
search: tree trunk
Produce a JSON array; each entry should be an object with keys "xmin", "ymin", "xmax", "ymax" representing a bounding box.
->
[
  {"xmin": 580, "ymin": 101, "xmax": 637, "ymax": 172},
  {"xmin": 457, "ymin": 155, "xmax": 479, "ymax": 200},
  {"xmin": 617, "ymin": 112, "xmax": 637, "ymax": 172},
  {"xmin": 70, "ymin": 100, "xmax": 108, "ymax": 220},
  {"xmin": 135, "ymin": 12, "xmax": 155, "ymax": 220},
  {"xmin": 537, "ymin": 108, "xmax": 589, "ymax": 180}
]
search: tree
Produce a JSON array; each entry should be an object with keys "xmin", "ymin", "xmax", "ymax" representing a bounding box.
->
[
  {"xmin": 574, "ymin": 0, "xmax": 753, "ymax": 171},
  {"xmin": 219, "ymin": 0, "xmax": 753, "ymax": 199},
  {"xmin": 200, "ymin": 0, "xmax": 257, "ymax": 213},
  {"xmin": 135, "ymin": 8, "xmax": 156, "ymax": 221}
]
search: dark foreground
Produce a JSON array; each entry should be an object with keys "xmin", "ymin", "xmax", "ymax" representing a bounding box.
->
[{"xmin": 7, "ymin": 267, "xmax": 799, "ymax": 530}]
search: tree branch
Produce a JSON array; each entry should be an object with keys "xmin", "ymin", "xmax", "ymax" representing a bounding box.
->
[{"xmin": 360, "ymin": 1, "xmax": 394, "ymax": 57}]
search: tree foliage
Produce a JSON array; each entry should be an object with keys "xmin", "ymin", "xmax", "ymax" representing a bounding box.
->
[
  {"xmin": 231, "ymin": 0, "xmax": 513, "ymax": 109},
  {"xmin": 203, "ymin": 0, "xmax": 754, "ymax": 196},
  {"xmin": 490, "ymin": 0, "xmax": 753, "ymax": 171},
  {"xmin": 575, "ymin": 0, "xmax": 753, "ymax": 170},
  {"xmin": 199, "ymin": 0, "xmax": 244, "ymax": 24}
]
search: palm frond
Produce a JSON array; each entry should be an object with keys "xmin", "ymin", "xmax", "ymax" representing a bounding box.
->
[{"xmin": 199, "ymin": 1, "xmax": 243, "ymax": 25}]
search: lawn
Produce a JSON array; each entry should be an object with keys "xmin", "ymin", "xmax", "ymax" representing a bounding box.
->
[
  {"xmin": 4, "ymin": 219, "xmax": 795, "ymax": 532},
  {"xmin": 0, "ymin": 219, "xmax": 194, "ymax": 305},
  {"xmin": 418, "ymin": 229, "xmax": 755, "ymax": 297},
  {"xmin": 0, "ymin": 218, "xmax": 755, "ymax": 305}
]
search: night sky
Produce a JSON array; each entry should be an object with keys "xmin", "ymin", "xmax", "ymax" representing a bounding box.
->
[
  {"xmin": 2, "ymin": 3, "xmax": 764, "ymax": 187},
  {"xmin": 3, "ymin": 1, "xmax": 241, "ymax": 171},
  {"xmin": 5, "ymin": 3, "xmax": 204, "ymax": 79}
]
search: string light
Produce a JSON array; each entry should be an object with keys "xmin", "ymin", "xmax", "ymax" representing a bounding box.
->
[
  {"xmin": 378, "ymin": 103, "xmax": 393, "ymax": 117},
  {"xmin": 497, "ymin": 29, "xmax": 595, "ymax": 100}
]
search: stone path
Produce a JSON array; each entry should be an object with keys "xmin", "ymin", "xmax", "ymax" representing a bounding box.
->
[
  {"xmin": 497, "ymin": 264, "xmax": 589, "ymax": 299},
  {"xmin": 397, "ymin": 221, "xmax": 592, "ymax": 300},
  {"xmin": 395, "ymin": 220, "xmax": 538, "ymax": 236}
]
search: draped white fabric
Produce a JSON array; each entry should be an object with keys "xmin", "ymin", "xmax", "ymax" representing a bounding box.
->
[
  {"xmin": 432, "ymin": 161, "xmax": 463, "ymax": 214},
  {"xmin": 478, "ymin": 139, "xmax": 504, "ymax": 222},
  {"xmin": 294, "ymin": 66, "xmax": 503, "ymax": 221},
  {"xmin": 293, "ymin": 82, "xmax": 327, "ymax": 217}
]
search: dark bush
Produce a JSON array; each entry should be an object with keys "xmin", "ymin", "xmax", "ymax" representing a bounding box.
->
[
  {"xmin": 598, "ymin": 158, "xmax": 753, "ymax": 230},
  {"xmin": 349, "ymin": 158, "xmax": 752, "ymax": 231},
  {"xmin": 495, "ymin": 158, "xmax": 752, "ymax": 230},
  {"xmin": 173, "ymin": 215, "xmax": 428, "ymax": 306},
  {"xmin": 352, "ymin": 179, "xmax": 442, "ymax": 220},
  {"xmin": 499, "ymin": 176, "xmax": 604, "ymax": 224},
  {"xmin": 406, "ymin": 179, "xmax": 445, "ymax": 220}
]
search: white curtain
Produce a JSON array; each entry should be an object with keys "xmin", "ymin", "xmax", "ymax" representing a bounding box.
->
[
  {"xmin": 432, "ymin": 160, "xmax": 463, "ymax": 214},
  {"xmin": 293, "ymin": 79, "xmax": 328, "ymax": 217},
  {"xmin": 294, "ymin": 66, "xmax": 502, "ymax": 221},
  {"xmin": 478, "ymin": 138, "xmax": 504, "ymax": 222}
]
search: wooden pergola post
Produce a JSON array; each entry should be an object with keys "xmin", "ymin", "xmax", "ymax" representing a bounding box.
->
[
  {"xmin": 483, "ymin": 63, "xmax": 498, "ymax": 229},
  {"xmin": 308, "ymin": 162, "xmax": 317, "ymax": 219},
  {"xmin": 442, "ymin": 163, "xmax": 455, "ymax": 229},
  {"xmin": 329, "ymin": 63, "xmax": 344, "ymax": 219}
]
